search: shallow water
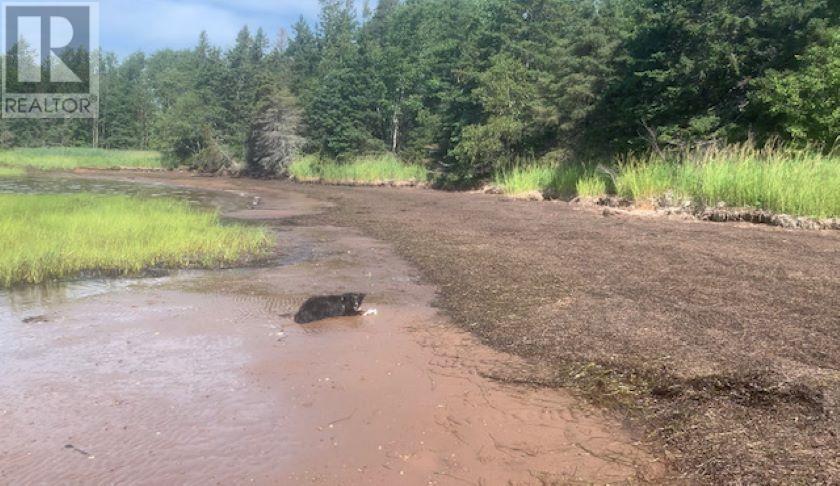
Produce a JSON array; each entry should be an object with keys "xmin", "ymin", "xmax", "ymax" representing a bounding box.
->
[
  {"xmin": 0, "ymin": 175, "xmax": 660, "ymax": 484},
  {"xmin": 1, "ymin": 175, "xmax": 208, "ymax": 200},
  {"xmin": 0, "ymin": 175, "xmax": 251, "ymax": 216}
]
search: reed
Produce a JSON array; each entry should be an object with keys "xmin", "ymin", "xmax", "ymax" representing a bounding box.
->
[{"xmin": 615, "ymin": 144, "xmax": 840, "ymax": 218}]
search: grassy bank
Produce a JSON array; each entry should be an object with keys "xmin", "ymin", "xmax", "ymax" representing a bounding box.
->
[
  {"xmin": 494, "ymin": 164, "xmax": 594, "ymax": 198},
  {"xmin": 0, "ymin": 167, "xmax": 26, "ymax": 177},
  {"xmin": 0, "ymin": 147, "xmax": 163, "ymax": 170},
  {"xmin": 493, "ymin": 145, "xmax": 840, "ymax": 219},
  {"xmin": 290, "ymin": 154, "xmax": 427, "ymax": 185},
  {"xmin": 615, "ymin": 147, "xmax": 840, "ymax": 219},
  {"xmin": 0, "ymin": 194, "xmax": 273, "ymax": 287}
]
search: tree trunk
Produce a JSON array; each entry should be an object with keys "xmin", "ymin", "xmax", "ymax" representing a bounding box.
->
[
  {"xmin": 391, "ymin": 109, "xmax": 399, "ymax": 153},
  {"xmin": 92, "ymin": 117, "xmax": 99, "ymax": 148}
]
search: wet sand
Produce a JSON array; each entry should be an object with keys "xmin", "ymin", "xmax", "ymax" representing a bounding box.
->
[{"xmin": 0, "ymin": 177, "xmax": 660, "ymax": 484}]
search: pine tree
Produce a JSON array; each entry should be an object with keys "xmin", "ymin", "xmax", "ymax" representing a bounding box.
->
[
  {"xmin": 305, "ymin": 0, "xmax": 381, "ymax": 156},
  {"xmin": 246, "ymin": 88, "xmax": 304, "ymax": 176},
  {"xmin": 287, "ymin": 17, "xmax": 320, "ymax": 96}
]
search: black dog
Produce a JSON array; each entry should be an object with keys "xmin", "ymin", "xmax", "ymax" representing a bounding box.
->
[{"xmin": 294, "ymin": 293, "xmax": 366, "ymax": 324}]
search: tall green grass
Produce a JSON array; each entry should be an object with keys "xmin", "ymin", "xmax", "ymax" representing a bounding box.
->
[
  {"xmin": 493, "ymin": 144, "xmax": 839, "ymax": 218},
  {"xmin": 0, "ymin": 167, "xmax": 25, "ymax": 177},
  {"xmin": 493, "ymin": 165, "xmax": 557, "ymax": 196},
  {"xmin": 0, "ymin": 194, "xmax": 273, "ymax": 287},
  {"xmin": 615, "ymin": 145, "xmax": 840, "ymax": 218},
  {"xmin": 494, "ymin": 163, "xmax": 593, "ymax": 198},
  {"xmin": 576, "ymin": 174, "xmax": 609, "ymax": 198},
  {"xmin": 288, "ymin": 154, "xmax": 321, "ymax": 181},
  {"xmin": 614, "ymin": 161, "xmax": 682, "ymax": 202},
  {"xmin": 0, "ymin": 147, "xmax": 163, "ymax": 170},
  {"xmin": 290, "ymin": 154, "xmax": 427, "ymax": 184}
]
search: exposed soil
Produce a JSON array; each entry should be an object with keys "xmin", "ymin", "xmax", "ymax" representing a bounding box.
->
[
  {"xmin": 0, "ymin": 177, "xmax": 662, "ymax": 484},
  {"xmin": 580, "ymin": 195, "xmax": 840, "ymax": 231},
  {"xmin": 101, "ymin": 173, "xmax": 840, "ymax": 484}
]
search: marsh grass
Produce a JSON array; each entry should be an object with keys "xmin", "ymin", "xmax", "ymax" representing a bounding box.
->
[
  {"xmin": 0, "ymin": 147, "xmax": 163, "ymax": 170},
  {"xmin": 288, "ymin": 155, "xmax": 320, "ymax": 181},
  {"xmin": 615, "ymin": 144, "xmax": 840, "ymax": 218},
  {"xmin": 576, "ymin": 174, "xmax": 609, "ymax": 198},
  {"xmin": 0, "ymin": 167, "xmax": 26, "ymax": 177},
  {"xmin": 494, "ymin": 163, "xmax": 592, "ymax": 198},
  {"xmin": 493, "ymin": 144, "xmax": 839, "ymax": 218},
  {"xmin": 290, "ymin": 154, "xmax": 427, "ymax": 184},
  {"xmin": 0, "ymin": 194, "xmax": 273, "ymax": 287},
  {"xmin": 614, "ymin": 161, "xmax": 682, "ymax": 202},
  {"xmin": 493, "ymin": 165, "xmax": 556, "ymax": 196}
]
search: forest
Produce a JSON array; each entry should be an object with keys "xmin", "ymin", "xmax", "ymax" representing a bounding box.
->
[{"xmin": 1, "ymin": 0, "xmax": 837, "ymax": 185}]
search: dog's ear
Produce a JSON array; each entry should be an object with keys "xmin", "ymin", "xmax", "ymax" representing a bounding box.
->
[{"xmin": 351, "ymin": 293, "xmax": 365, "ymax": 310}]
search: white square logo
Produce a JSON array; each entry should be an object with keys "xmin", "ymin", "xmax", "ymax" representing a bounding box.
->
[{"xmin": 2, "ymin": 1, "xmax": 99, "ymax": 118}]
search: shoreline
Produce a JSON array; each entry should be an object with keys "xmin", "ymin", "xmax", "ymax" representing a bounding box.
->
[
  {"xmin": 0, "ymin": 172, "xmax": 662, "ymax": 483},
  {"xmin": 17, "ymin": 169, "xmax": 840, "ymax": 482}
]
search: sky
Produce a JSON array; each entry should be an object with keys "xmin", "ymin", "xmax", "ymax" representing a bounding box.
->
[{"xmin": 100, "ymin": 0, "xmax": 325, "ymax": 57}]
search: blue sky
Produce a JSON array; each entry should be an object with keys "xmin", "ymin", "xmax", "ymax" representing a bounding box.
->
[{"xmin": 101, "ymin": 0, "xmax": 326, "ymax": 57}]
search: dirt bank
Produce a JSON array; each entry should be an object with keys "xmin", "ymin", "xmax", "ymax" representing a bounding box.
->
[
  {"xmin": 103, "ymin": 173, "xmax": 840, "ymax": 483},
  {"xmin": 0, "ymin": 177, "xmax": 661, "ymax": 484}
]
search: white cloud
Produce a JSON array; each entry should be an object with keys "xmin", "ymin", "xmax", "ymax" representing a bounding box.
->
[
  {"xmin": 101, "ymin": 0, "xmax": 320, "ymax": 56},
  {"xmin": 203, "ymin": 0, "xmax": 320, "ymax": 17}
]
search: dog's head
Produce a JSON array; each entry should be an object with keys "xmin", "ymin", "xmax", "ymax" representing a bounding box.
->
[{"xmin": 341, "ymin": 293, "xmax": 366, "ymax": 312}]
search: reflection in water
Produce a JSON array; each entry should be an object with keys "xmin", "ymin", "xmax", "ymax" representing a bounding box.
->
[
  {"xmin": 0, "ymin": 277, "xmax": 185, "ymax": 330},
  {"xmin": 0, "ymin": 175, "xmax": 244, "ymax": 212}
]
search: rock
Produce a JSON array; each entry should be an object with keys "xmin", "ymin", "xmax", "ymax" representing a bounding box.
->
[
  {"xmin": 594, "ymin": 196, "xmax": 632, "ymax": 208},
  {"xmin": 696, "ymin": 207, "xmax": 839, "ymax": 231},
  {"xmin": 823, "ymin": 219, "xmax": 840, "ymax": 230}
]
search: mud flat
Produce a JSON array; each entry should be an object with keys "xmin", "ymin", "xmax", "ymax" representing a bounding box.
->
[
  {"xmin": 0, "ymin": 178, "xmax": 660, "ymax": 484},
  {"xmin": 128, "ymin": 173, "xmax": 840, "ymax": 483}
]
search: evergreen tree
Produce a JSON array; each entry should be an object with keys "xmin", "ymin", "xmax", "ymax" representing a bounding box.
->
[
  {"xmin": 104, "ymin": 52, "xmax": 153, "ymax": 148},
  {"xmin": 3, "ymin": 0, "xmax": 835, "ymax": 178},
  {"xmin": 286, "ymin": 17, "xmax": 321, "ymax": 97},
  {"xmin": 601, "ymin": 0, "xmax": 834, "ymax": 149},
  {"xmin": 247, "ymin": 88, "xmax": 304, "ymax": 176},
  {"xmin": 305, "ymin": 0, "xmax": 382, "ymax": 156}
]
